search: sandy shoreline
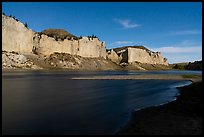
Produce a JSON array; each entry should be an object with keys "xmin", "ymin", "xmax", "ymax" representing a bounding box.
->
[{"xmin": 71, "ymin": 74, "xmax": 201, "ymax": 82}]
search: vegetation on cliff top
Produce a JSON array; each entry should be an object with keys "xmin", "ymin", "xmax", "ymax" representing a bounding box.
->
[
  {"xmin": 41, "ymin": 29, "xmax": 99, "ymax": 41},
  {"xmin": 41, "ymin": 28, "xmax": 78, "ymax": 41}
]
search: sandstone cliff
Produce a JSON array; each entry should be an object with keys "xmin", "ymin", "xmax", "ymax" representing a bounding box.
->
[
  {"xmin": 107, "ymin": 46, "xmax": 168, "ymax": 66},
  {"xmin": 33, "ymin": 34, "xmax": 106, "ymax": 58},
  {"xmin": 2, "ymin": 14, "xmax": 106, "ymax": 59},
  {"xmin": 2, "ymin": 15, "xmax": 34, "ymax": 54},
  {"xmin": 2, "ymin": 14, "xmax": 169, "ymax": 70},
  {"xmin": 2, "ymin": 14, "xmax": 117, "ymax": 70}
]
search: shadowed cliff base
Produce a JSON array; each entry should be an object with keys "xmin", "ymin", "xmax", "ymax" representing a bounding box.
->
[{"xmin": 118, "ymin": 80, "xmax": 202, "ymax": 135}]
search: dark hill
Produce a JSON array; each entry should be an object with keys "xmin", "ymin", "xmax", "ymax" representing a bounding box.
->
[
  {"xmin": 41, "ymin": 28, "xmax": 77, "ymax": 40},
  {"xmin": 186, "ymin": 60, "xmax": 202, "ymax": 70},
  {"xmin": 171, "ymin": 60, "xmax": 202, "ymax": 70}
]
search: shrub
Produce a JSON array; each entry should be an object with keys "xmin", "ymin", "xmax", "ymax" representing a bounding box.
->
[
  {"xmin": 24, "ymin": 22, "xmax": 28, "ymax": 28},
  {"xmin": 73, "ymin": 36, "xmax": 79, "ymax": 40},
  {"xmin": 79, "ymin": 36, "xmax": 82, "ymax": 39},
  {"xmin": 164, "ymin": 58, "xmax": 167, "ymax": 62}
]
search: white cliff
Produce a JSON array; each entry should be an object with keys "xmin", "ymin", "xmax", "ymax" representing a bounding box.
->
[
  {"xmin": 107, "ymin": 46, "xmax": 168, "ymax": 66},
  {"xmin": 2, "ymin": 15, "xmax": 34, "ymax": 54},
  {"xmin": 2, "ymin": 14, "xmax": 169, "ymax": 70},
  {"xmin": 106, "ymin": 49, "xmax": 120, "ymax": 64},
  {"xmin": 127, "ymin": 47, "xmax": 168, "ymax": 66},
  {"xmin": 2, "ymin": 14, "xmax": 106, "ymax": 59}
]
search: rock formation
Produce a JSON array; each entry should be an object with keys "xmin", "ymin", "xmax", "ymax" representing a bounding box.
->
[
  {"xmin": 2, "ymin": 14, "xmax": 106, "ymax": 58},
  {"xmin": 2, "ymin": 51, "xmax": 41, "ymax": 69},
  {"xmin": 2, "ymin": 14, "xmax": 169, "ymax": 70},
  {"xmin": 106, "ymin": 49, "xmax": 121, "ymax": 64},
  {"xmin": 107, "ymin": 46, "xmax": 168, "ymax": 66},
  {"xmin": 2, "ymin": 14, "xmax": 34, "ymax": 54},
  {"xmin": 32, "ymin": 34, "xmax": 106, "ymax": 58}
]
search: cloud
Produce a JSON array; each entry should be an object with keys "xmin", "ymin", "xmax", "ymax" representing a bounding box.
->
[
  {"xmin": 170, "ymin": 30, "xmax": 201, "ymax": 35},
  {"xmin": 150, "ymin": 40, "xmax": 202, "ymax": 54},
  {"xmin": 162, "ymin": 54, "xmax": 202, "ymax": 64},
  {"xmin": 114, "ymin": 18, "xmax": 141, "ymax": 29},
  {"xmin": 149, "ymin": 40, "xmax": 202, "ymax": 63},
  {"xmin": 151, "ymin": 46, "xmax": 201, "ymax": 53},
  {"xmin": 110, "ymin": 41, "xmax": 134, "ymax": 45}
]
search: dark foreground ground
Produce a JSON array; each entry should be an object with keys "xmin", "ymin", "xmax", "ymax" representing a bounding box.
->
[{"xmin": 119, "ymin": 81, "xmax": 202, "ymax": 135}]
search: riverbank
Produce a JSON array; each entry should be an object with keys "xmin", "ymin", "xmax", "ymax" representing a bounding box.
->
[{"xmin": 118, "ymin": 79, "xmax": 202, "ymax": 135}]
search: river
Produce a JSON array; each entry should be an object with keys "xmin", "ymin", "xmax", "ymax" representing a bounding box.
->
[{"xmin": 2, "ymin": 70, "xmax": 201, "ymax": 135}]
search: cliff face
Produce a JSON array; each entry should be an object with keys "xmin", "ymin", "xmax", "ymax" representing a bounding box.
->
[
  {"xmin": 127, "ymin": 48, "xmax": 168, "ymax": 65},
  {"xmin": 33, "ymin": 34, "xmax": 106, "ymax": 58},
  {"xmin": 2, "ymin": 14, "xmax": 169, "ymax": 70},
  {"xmin": 2, "ymin": 14, "xmax": 106, "ymax": 59},
  {"xmin": 2, "ymin": 15, "xmax": 34, "ymax": 54},
  {"xmin": 107, "ymin": 46, "xmax": 168, "ymax": 66},
  {"xmin": 106, "ymin": 49, "xmax": 120, "ymax": 64}
]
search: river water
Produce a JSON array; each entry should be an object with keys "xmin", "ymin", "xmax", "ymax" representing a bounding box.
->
[{"xmin": 2, "ymin": 70, "xmax": 201, "ymax": 135}]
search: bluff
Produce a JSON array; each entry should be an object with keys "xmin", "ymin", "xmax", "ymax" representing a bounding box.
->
[
  {"xmin": 2, "ymin": 14, "xmax": 169, "ymax": 70},
  {"xmin": 2, "ymin": 15, "xmax": 34, "ymax": 54},
  {"xmin": 107, "ymin": 46, "xmax": 168, "ymax": 66},
  {"xmin": 2, "ymin": 14, "xmax": 106, "ymax": 58}
]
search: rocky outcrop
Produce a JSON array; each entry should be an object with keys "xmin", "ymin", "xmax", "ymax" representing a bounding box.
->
[
  {"xmin": 2, "ymin": 15, "xmax": 34, "ymax": 54},
  {"xmin": 107, "ymin": 46, "xmax": 168, "ymax": 66},
  {"xmin": 2, "ymin": 14, "xmax": 169, "ymax": 70},
  {"xmin": 106, "ymin": 49, "xmax": 121, "ymax": 64},
  {"xmin": 2, "ymin": 14, "xmax": 106, "ymax": 59},
  {"xmin": 2, "ymin": 51, "xmax": 41, "ymax": 69},
  {"xmin": 127, "ymin": 47, "xmax": 168, "ymax": 65},
  {"xmin": 32, "ymin": 34, "xmax": 106, "ymax": 58}
]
